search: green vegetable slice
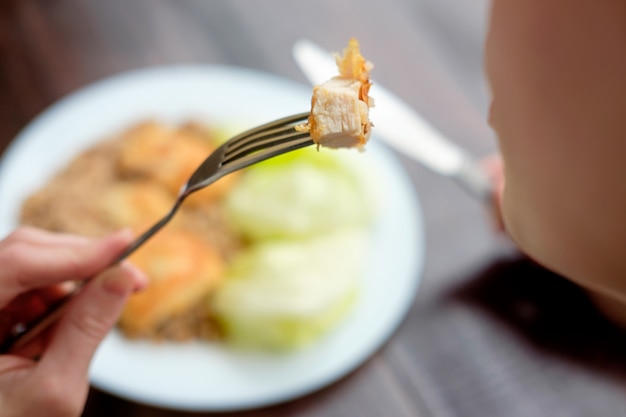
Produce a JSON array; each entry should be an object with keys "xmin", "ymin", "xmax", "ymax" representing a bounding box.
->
[{"xmin": 212, "ymin": 229, "xmax": 370, "ymax": 350}]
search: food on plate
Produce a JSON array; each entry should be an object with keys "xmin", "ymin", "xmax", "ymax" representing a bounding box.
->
[
  {"xmin": 117, "ymin": 122, "xmax": 238, "ymax": 207},
  {"xmin": 21, "ymin": 121, "xmax": 242, "ymax": 341},
  {"xmin": 302, "ymin": 38, "xmax": 374, "ymax": 149},
  {"xmin": 18, "ymin": 39, "xmax": 379, "ymax": 349},
  {"xmin": 19, "ymin": 118, "xmax": 378, "ymax": 350},
  {"xmin": 218, "ymin": 146, "xmax": 377, "ymax": 350},
  {"xmin": 224, "ymin": 145, "xmax": 377, "ymax": 241},
  {"xmin": 213, "ymin": 229, "xmax": 369, "ymax": 350},
  {"xmin": 120, "ymin": 228, "xmax": 225, "ymax": 340}
]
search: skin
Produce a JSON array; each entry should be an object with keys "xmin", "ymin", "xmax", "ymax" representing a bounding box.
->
[
  {"xmin": 0, "ymin": 227, "xmax": 147, "ymax": 417},
  {"xmin": 485, "ymin": 0, "xmax": 626, "ymax": 318}
]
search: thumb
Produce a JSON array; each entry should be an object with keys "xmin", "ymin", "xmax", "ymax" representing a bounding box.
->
[{"xmin": 37, "ymin": 263, "xmax": 146, "ymax": 384}]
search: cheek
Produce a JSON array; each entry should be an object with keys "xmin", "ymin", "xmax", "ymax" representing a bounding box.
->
[
  {"xmin": 483, "ymin": 1, "xmax": 544, "ymax": 148},
  {"xmin": 483, "ymin": 27, "xmax": 514, "ymax": 145}
]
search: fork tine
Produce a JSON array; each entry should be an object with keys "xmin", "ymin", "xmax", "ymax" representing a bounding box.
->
[
  {"xmin": 223, "ymin": 125, "xmax": 310, "ymax": 164},
  {"xmin": 222, "ymin": 133, "xmax": 313, "ymax": 173},
  {"xmin": 225, "ymin": 112, "xmax": 309, "ymax": 153},
  {"xmin": 184, "ymin": 113, "xmax": 313, "ymax": 193},
  {"xmin": 230, "ymin": 111, "xmax": 309, "ymax": 138}
]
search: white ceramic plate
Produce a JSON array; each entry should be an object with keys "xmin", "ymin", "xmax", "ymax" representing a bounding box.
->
[{"xmin": 0, "ymin": 65, "xmax": 424, "ymax": 412}]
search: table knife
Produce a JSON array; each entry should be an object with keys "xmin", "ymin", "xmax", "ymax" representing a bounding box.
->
[{"xmin": 292, "ymin": 39, "xmax": 492, "ymax": 201}]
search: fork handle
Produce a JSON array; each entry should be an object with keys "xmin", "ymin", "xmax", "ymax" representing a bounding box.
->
[
  {"xmin": 0, "ymin": 290, "xmax": 76, "ymax": 353},
  {"xmin": 115, "ymin": 198, "xmax": 183, "ymax": 261}
]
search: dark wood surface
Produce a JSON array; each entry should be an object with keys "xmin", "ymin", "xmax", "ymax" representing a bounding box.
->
[{"xmin": 2, "ymin": 1, "xmax": 626, "ymax": 416}]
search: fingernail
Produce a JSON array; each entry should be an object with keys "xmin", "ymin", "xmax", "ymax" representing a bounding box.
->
[
  {"xmin": 101, "ymin": 264, "xmax": 137, "ymax": 296},
  {"xmin": 111, "ymin": 228, "xmax": 135, "ymax": 243},
  {"xmin": 120, "ymin": 261, "xmax": 149, "ymax": 292},
  {"xmin": 132, "ymin": 273, "xmax": 149, "ymax": 293}
]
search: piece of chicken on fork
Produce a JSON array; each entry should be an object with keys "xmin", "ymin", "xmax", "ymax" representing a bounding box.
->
[{"xmin": 300, "ymin": 38, "xmax": 374, "ymax": 150}]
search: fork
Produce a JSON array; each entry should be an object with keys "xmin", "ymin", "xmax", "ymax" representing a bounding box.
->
[{"xmin": 0, "ymin": 112, "xmax": 313, "ymax": 353}]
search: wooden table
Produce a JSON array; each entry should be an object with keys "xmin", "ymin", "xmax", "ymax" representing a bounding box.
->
[{"xmin": 2, "ymin": 1, "xmax": 626, "ymax": 416}]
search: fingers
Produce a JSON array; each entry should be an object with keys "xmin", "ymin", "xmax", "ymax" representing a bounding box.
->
[
  {"xmin": 0, "ymin": 226, "xmax": 91, "ymax": 248},
  {"xmin": 0, "ymin": 354, "xmax": 34, "ymax": 373},
  {"xmin": 0, "ymin": 228, "xmax": 135, "ymax": 306},
  {"xmin": 9, "ymin": 323, "xmax": 56, "ymax": 360},
  {"xmin": 37, "ymin": 262, "xmax": 147, "ymax": 388}
]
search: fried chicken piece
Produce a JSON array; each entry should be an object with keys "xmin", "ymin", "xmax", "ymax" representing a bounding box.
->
[
  {"xmin": 119, "ymin": 228, "xmax": 225, "ymax": 338},
  {"xmin": 98, "ymin": 181, "xmax": 175, "ymax": 232},
  {"xmin": 117, "ymin": 121, "xmax": 238, "ymax": 207},
  {"xmin": 306, "ymin": 38, "xmax": 374, "ymax": 149}
]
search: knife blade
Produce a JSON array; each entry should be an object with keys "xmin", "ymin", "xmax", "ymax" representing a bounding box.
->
[{"xmin": 292, "ymin": 39, "xmax": 492, "ymax": 200}]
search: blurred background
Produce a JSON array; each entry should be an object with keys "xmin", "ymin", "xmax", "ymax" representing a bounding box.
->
[
  {"xmin": 3, "ymin": 1, "xmax": 626, "ymax": 417},
  {"xmin": 0, "ymin": 0, "xmax": 493, "ymax": 155}
]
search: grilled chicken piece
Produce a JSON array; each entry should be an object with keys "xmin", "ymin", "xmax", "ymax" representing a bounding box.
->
[{"xmin": 306, "ymin": 38, "xmax": 374, "ymax": 149}]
